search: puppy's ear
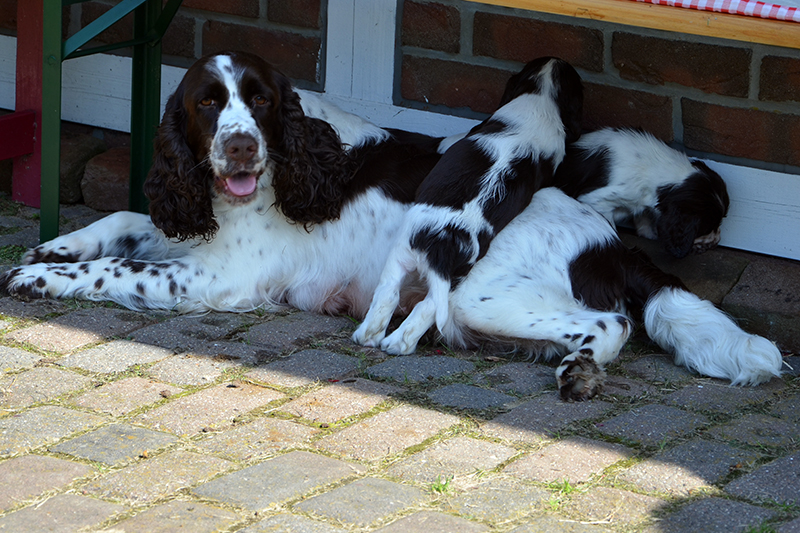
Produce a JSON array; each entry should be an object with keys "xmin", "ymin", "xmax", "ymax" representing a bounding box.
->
[
  {"xmin": 552, "ymin": 60, "xmax": 584, "ymax": 144},
  {"xmin": 144, "ymin": 84, "xmax": 218, "ymax": 242},
  {"xmin": 656, "ymin": 203, "xmax": 698, "ymax": 258}
]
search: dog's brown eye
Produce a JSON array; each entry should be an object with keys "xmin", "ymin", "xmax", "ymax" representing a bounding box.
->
[
  {"xmin": 252, "ymin": 95, "xmax": 268, "ymax": 106},
  {"xmin": 199, "ymin": 97, "xmax": 215, "ymax": 107}
]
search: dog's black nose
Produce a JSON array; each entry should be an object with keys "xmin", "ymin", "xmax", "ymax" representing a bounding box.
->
[{"xmin": 225, "ymin": 134, "xmax": 257, "ymax": 162}]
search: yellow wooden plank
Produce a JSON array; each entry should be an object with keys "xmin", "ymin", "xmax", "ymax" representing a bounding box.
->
[{"xmin": 468, "ymin": 0, "xmax": 800, "ymax": 49}]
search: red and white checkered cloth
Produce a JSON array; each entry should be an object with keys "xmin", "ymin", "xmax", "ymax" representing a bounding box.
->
[{"xmin": 635, "ymin": 0, "xmax": 800, "ymax": 22}]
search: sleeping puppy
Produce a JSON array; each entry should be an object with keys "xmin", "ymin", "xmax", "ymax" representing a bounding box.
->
[
  {"xmin": 555, "ymin": 128, "xmax": 730, "ymax": 258},
  {"xmin": 353, "ymin": 57, "xmax": 583, "ymax": 354}
]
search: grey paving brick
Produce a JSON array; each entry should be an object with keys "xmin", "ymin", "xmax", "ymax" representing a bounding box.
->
[
  {"xmin": 780, "ymin": 517, "xmax": 800, "ymax": 533},
  {"xmin": 279, "ymin": 378, "xmax": 401, "ymax": 424},
  {"xmin": 367, "ymin": 355, "xmax": 474, "ymax": 383},
  {"xmin": 443, "ymin": 478, "xmax": 550, "ymax": 522},
  {"xmin": 146, "ymin": 353, "xmax": 239, "ymax": 386},
  {"xmin": 246, "ymin": 349, "xmax": 359, "ymax": 388},
  {"xmin": 5, "ymin": 308, "xmax": 150, "ymax": 353},
  {"xmin": 709, "ymin": 413, "xmax": 800, "ymax": 447},
  {"xmin": 193, "ymin": 450, "xmax": 365, "ymax": 511},
  {"xmin": 481, "ymin": 395, "xmax": 613, "ymax": 444},
  {"xmin": 504, "ymin": 436, "xmax": 633, "ymax": 484},
  {"xmin": 783, "ymin": 356, "xmax": 800, "ymax": 377},
  {"xmin": 427, "ymin": 383, "xmax": 516, "ymax": 410},
  {"xmin": 510, "ymin": 516, "xmax": 611, "ymax": 532},
  {"xmin": 130, "ymin": 313, "xmax": 250, "ymax": 351},
  {"xmin": 600, "ymin": 375, "xmax": 659, "ymax": 399},
  {"xmin": 0, "ymin": 297, "xmax": 66, "ymax": 319},
  {"xmin": 387, "ymin": 436, "xmax": 516, "ymax": 486},
  {"xmin": 565, "ymin": 486, "xmax": 666, "ymax": 527},
  {"xmin": 375, "ymin": 511, "xmax": 489, "ymax": 532},
  {"xmin": 240, "ymin": 312, "xmax": 352, "ymax": 352},
  {"xmin": 0, "ymin": 346, "xmax": 43, "ymax": 373},
  {"xmin": 0, "ymin": 406, "xmax": 105, "ymax": 456},
  {"xmin": 772, "ymin": 392, "xmax": 800, "ymax": 422},
  {"xmin": 0, "ymin": 367, "xmax": 90, "ymax": 409},
  {"xmin": 295, "ymin": 477, "xmax": 427, "ymax": 528},
  {"xmin": 105, "ymin": 500, "xmax": 240, "ymax": 532},
  {"xmin": 83, "ymin": 450, "xmax": 233, "ymax": 504},
  {"xmin": 58, "ymin": 340, "xmax": 173, "ymax": 373},
  {"xmin": 195, "ymin": 417, "xmax": 320, "ymax": 461},
  {"xmin": 596, "ymin": 404, "xmax": 709, "ymax": 447},
  {"xmin": 663, "ymin": 381, "xmax": 775, "ymax": 412},
  {"xmin": 643, "ymin": 497, "xmax": 774, "ymax": 533},
  {"xmin": 315, "ymin": 404, "xmax": 459, "ymax": 461},
  {"xmin": 0, "ymin": 493, "xmax": 124, "ymax": 531},
  {"xmin": 131, "ymin": 381, "xmax": 283, "ymax": 436},
  {"xmin": 71, "ymin": 376, "xmax": 182, "ymax": 416},
  {"xmin": 50, "ymin": 423, "xmax": 177, "ymax": 465},
  {"xmin": 0, "ymin": 455, "xmax": 94, "ymax": 512},
  {"xmin": 725, "ymin": 452, "xmax": 800, "ymax": 505},
  {"xmin": 626, "ymin": 354, "xmax": 695, "ymax": 383},
  {"xmin": 621, "ymin": 438, "xmax": 761, "ymax": 496},
  {"xmin": 476, "ymin": 362, "xmax": 555, "ymax": 396},
  {"xmin": 240, "ymin": 513, "xmax": 347, "ymax": 533}
]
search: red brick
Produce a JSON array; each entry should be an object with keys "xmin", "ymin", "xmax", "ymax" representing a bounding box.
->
[
  {"xmin": 0, "ymin": 0, "xmax": 17, "ymax": 33},
  {"xmin": 682, "ymin": 99, "xmax": 800, "ymax": 167},
  {"xmin": 760, "ymin": 55, "xmax": 800, "ymax": 103},
  {"xmin": 402, "ymin": 1, "xmax": 461, "ymax": 54},
  {"xmin": 203, "ymin": 20, "xmax": 320, "ymax": 83},
  {"xmin": 612, "ymin": 33, "xmax": 750, "ymax": 97},
  {"xmin": 182, "ymin": 0, "xmax": 258, "ymax": 18},
  {"xmin": 401, "ymin": 55, "xmax": 512, "ymax": 114},
  {"xmin": 583, "ymin": 82, "xmax": 673, "ymax": 141},
  {"xmin": 268, "ymin": 0, "xmax": 321, "ymax": 29},
  {"xmin": 473, "ymin": 12, "xmax": 603, "ymax": 72}
]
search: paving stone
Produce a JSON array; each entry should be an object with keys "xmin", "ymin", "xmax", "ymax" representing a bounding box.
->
[
  {"xmin": 50, "ymin": 423, "xmax": 178, "ymax": 465},
  {"xmin": 427, "ymin": 383, "xmax": 516, "ymax": 410},
  {"xmin": 5, "ymin": 308, "xmax": 150, "ymax": 353},
  {"xmin": 0, "ymin": 366, "xmax": 91, "ymax": 410},
  {"xmin": 0, "ymin": 406, "xmax": 105, "ymax": 456},
  {"xmin": 375, "ymin": 510, "xmax": 489, "ymax": 532},
  {"xmin": 504, "ymin": 436, "xmax": 633, "ymax": 484},
  {"xmin": 509, "ymin": 516, "xmax": 611, "ymax": 532},
  {"xmin": 600, "ymin": 375, "xmax": 659, "ymax": 399},
  {"xmin": 146, "ymin": 353, "xmax": 238, "ymax": 386},
  {"xmin": 296, "ymin": 477, "xmax": 427, "ymax": 528},
  {"xmin": 443, "ymin": 477, "xmax": 550, "ymax": 522},
  {"xmin": 725, "ymin": 452, "xmax": 800, "ymax": 505},
  {"xmin": 131, "ymin": 381, "xmax": 283, "ymax": 436},
  {"xmin": 0, "ymin": 493, "xmax": 124, "ymax": 531},
  {"xmin": 240, "ymin": 312, "xmax": 352, "ymax": 352},
  {"xmin": 0, "ymin": 346, "xmax": 43, "ymax": 372},
  {"xmin": 58, "ymin": 340, "xmax": 173, "ymax": 373},
  {"xmin": 622, "ymin": 438, "xmax": 761, "ymax": 496},
  {"xmin": 386, "ymin": 436, "xmax": 517, "ymax": 486},
  {"xmin": 481, "ymin": 395, "xmax": 613, "ymax": 444},
  {"xmin": 772, "ymin": 392, "xmax": 800, "ymax": 422},
  {"xmin": 130, "ymin": 313, "xmax": 250, "ymax": 351},
  {"xmin": 663, "ymin": 381, "xmax": 776, "ymax": 412},
  {"xmin": 782, "ymin": 356, "xmax": 800, "ymax": 377},
  {"xmin": 71, "ymin": 377, "xmax": 182, "ymax": 416},
  {"xmin": 708, "ymin": 413, "xmax": 800, "ymax": 447},
  {"xmin": 642, "ymin": 497, "xmax": 774, "ymax": 533},
  {"xmin": 626, "ymin": 354, "xmax": 695, "ymax": 383},
  {"xmin": 476, "ymin": 362, "xmax": 556, "ymax": 396},
  {"xmin": 0, "ymin": 455, "xmax": 94, "ymax": 512},
  {"xmin": 279, "ymin": 378, "xmax": 402, "ymax": 424},
  {"xmin": 193, "ymin": 450, "xmax": 365, "ymax": 511},
  {"xmin": 780, "ymin": 517, "xmax": 800, "ymax": 533},
  {"xmin": 241, "ymin": 513, "xmax": 347, "ymax": 532},
  {"xmin": 0, "ymin": 297, "xmax": 67, "ymax": 318},
  {"xmin": 103, "ymin": 500, "xmax": 240, "ymax": 532},
  {"xmin": 83, "ymin": 450, "xmax": 233, "ymax": 504},
  {"xmin": 246, "ymin": 349, "xmax": 359, "ymax": 388},
  {"xmin": 315, "ymin": 404, "xmax": 460, "ymax": 461},
  {"xmin": 565, "ymin": 486, "xmax": 666, "ymax": 527},
  {"xmin": 367, "ymin": 355, "xmax": 474, "ymax": 383},
  {"xmin": 595, "ymin": 404, "xmax": 709, "ymax": 447},
  {"xmin": 195, "ymin": 417, "xmax": 320, "ymax": 461}
]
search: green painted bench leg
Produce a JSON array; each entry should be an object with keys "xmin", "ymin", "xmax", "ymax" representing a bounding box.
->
[{"xmin": 39, "ymin": 0, "xmax": 63, "ymax": 243}]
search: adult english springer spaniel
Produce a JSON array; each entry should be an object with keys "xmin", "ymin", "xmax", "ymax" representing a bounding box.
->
[
  {"xmin": 555, "ymin": 128, "xmax": 730, "ymax": 258},
  {"xmin": 353, "ymin": 57, "xmax": 582, "ymax": 355},
  {"xmin": 0, "ymin": 52, "xmax": 780, "ymax": 400}
]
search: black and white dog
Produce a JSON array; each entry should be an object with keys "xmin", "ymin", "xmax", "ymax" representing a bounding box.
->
[
  {"xmin": 555, "ymin": 128, "xmax": 730, "ymax": 257},
  {"xmin": 0, "ymin": 52, "xmax": 781, "ymax": 400},
  {"xmin": 353, "ymin": 57, "xmax": 582, "ymax": 355}
]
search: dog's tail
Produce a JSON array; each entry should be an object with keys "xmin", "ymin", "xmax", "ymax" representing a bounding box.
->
[{"xmin": 617, "ymin": 247, "xmax": 782, "ymax": 385}]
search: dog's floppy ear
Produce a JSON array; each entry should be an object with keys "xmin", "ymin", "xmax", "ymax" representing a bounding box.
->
[
  {"xmin": 551, "ymin": 59, "xmax": 584, "ymax": 144},
  {"xmin": 144, "ymin": 83, "xmax": 218, "ymax": 242},
  {"xmin": 657, "ymin": 202, "xmax": 698, "ymax": 258}
]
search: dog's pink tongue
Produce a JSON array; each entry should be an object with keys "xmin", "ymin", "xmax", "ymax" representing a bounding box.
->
[{"xmin": 225, "ymin": 174, "xmax": 257, "ymax": 197}]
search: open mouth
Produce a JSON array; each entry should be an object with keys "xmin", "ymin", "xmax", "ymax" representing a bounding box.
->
[{"xmin": 217, "ymin": 171, "xmax": 258, "ymax": 198}]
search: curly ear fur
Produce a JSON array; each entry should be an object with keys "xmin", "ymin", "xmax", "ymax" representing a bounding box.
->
[
  {"xmin": 657, "ymin": 204, "xmax": 699, "ymax": 258},
  {"xmin": 270, "ymin": 74, "xmax": 355, "ymax": 228},
  {"xmin": 144, "ymin": 86, "xmax": 218, "ymax": 242}
]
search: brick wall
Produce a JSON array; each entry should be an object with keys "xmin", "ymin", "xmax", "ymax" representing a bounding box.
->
[{"xmin": 399, "ymin": 0, "xmax": 800, "ymax": 171}]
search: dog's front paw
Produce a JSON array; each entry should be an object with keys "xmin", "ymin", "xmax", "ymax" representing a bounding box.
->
[
  {"xmin": 352, "ymin": 320, "xmax": 386, "ymax": 348},
  {"xmin": 556, "ymin": 353, "xmax": 606, "ymax": 401},
  {"xmin": 0, "ymin": 268, "xmax": 48, "ymax": 299}
]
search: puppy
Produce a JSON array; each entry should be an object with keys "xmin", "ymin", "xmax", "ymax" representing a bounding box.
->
[
  {"xmin": 555, "ymin": 128, "xmax": 730, "ymax": 257},
  {"xmin": 353, "ymin": 57, "xmax": 583, "ymax": 354}
]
